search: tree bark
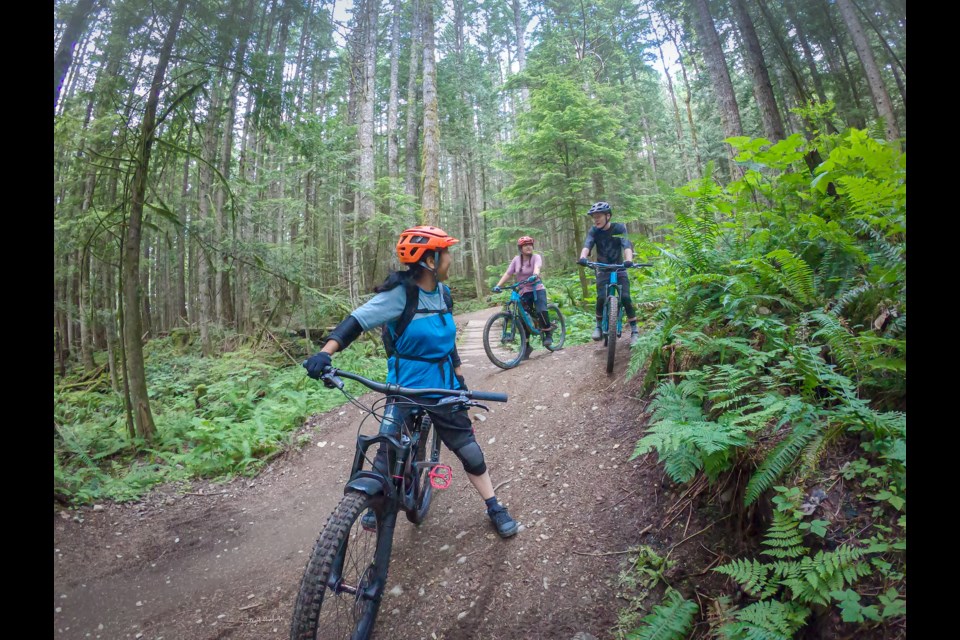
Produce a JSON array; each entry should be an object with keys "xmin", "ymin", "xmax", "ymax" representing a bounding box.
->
[
  {"xmin": 55, "ymin": 0, "xmax": 99, "ymax": 108},
  {"xmin": 387, "ymin": 0, "xmax": 402, "ymax": 205},
  {"xmin": 512, "ymin": 0, "xmax": 530, "ymax": 106},
  {"xmin": 421, "ymin": 1, "xmax": 441, "ymax": 225},
  {"xmin": 404, "ymin": 0, "xmax": 422, "ymax": 209},
  {"xmin": 731, "ymin": 0, "xmax": 785, "ymax": 142},
  {"xmin": 690, "ymin": 0, "xmax": 743, "ymax": 174},
  {"xmin": 836, "ymin": 0, "xmax": 901, "ymax": 141},
  {"xmin": 121, "ymin": 0, "xmax": 186, "ymax": 442}
]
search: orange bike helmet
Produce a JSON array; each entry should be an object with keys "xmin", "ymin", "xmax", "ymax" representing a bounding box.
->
[
  {"xmin": 517, "ymin": 235, "xmax": 534, "ymax": 247},
  {"xmin": 396, "ymin": 225, "xmax": 459, "ymax": 264}
]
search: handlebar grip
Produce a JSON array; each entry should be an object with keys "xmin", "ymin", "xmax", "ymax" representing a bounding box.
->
[{"xmin": 469, "ymin": 390, "xmax": 509, "ymax": 402}]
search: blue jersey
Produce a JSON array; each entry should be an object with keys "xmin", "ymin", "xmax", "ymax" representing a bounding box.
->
[{"xmin": 351, "ymin": 283, "xmax": 460, "ymax": 390}]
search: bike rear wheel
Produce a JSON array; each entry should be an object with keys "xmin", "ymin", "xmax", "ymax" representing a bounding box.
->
[
  {"xmin": 606, "ymin": 296, "xmax": 619, "ymax": 374},
  {"xmin": 544, "ymin": 303, "xmax": 566, "ymax": 351},
  {"xmin": 290, "ymin": 491, "xmax": 391, "ymax": 640},
  {"xmin": 483, "ymin": 311, "xmax": 527, "ymax": 369},
  {"xmin": 406, "ymin": 414, "xmax": 441, "ymax": 525}
]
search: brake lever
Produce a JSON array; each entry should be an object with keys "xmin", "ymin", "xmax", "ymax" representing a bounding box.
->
[{"xmin": 320, "ymin": 371, "xmax": 344, "ymax": 390}]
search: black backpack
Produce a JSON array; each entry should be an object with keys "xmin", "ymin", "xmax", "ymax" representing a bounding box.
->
[{"xmin": 381, "ymin": 281, "xmax": 453, "ymax": 357}]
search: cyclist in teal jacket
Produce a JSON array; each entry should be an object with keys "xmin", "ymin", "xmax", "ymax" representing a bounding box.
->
[{"xmin": 304, "ymin": 226, "xmax": 519, "ymax": 538}]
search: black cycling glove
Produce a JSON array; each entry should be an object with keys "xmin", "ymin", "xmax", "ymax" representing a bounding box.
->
[{"xmin": 304, "ymin": 352, "xmax": 332, "ymax": 381}]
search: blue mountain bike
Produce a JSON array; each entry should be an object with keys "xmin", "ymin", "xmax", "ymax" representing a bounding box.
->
[
  {"xmin": 583, "ymin": 261, "xmax": 652, "ymax": 373},
  {"xmin": 482, "ymin": 277, "xmax": 566, "ymax": 369}
]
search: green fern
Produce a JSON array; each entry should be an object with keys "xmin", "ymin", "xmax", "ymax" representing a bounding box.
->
[
  {"xmin": 760, "ymin": 511, "xmax": 806, "ymax": 559},
  {"xmin": 715, "ymin": 558, "xmax": 777, "ymax": 599},
  {"xmin": 626, "ymin": 590, "xmax": 699, "ymax": 640},
  {"xmin": 777, "ymin": 546, "xmax": 871, "ymax": 606},
  {"xmin": 718, "ymin": 600, "xmax": 810, "ymax": 640},
  {"xmin": 744, "ymin": 412, "xmax": 825, "ymax": 506},
  {"xmin": 807, "ymin": 311, "xmax": 859, "ymax": 374}
]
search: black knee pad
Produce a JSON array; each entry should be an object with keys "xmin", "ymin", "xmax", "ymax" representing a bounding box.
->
[{"xmin": 453, "ymin": 441, "xmax": 486, "ymax": 475}]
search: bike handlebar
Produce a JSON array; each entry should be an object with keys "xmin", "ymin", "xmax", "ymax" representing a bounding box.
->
[
  {"xmin": 315, "ymin": 366, "xmax": 509, "ymax": 403},
  {"xmin": 506, "ymin": 276, "xmax": 542, "ymax": 290},
  {"xmin": 581, "ymin": 261, "xmax": 653, "ymax": 270}
]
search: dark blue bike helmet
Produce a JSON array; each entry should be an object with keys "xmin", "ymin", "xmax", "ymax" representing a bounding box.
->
[{"xmin": 587, "ymin": 201, "xmax": 612, "ymax": 215}]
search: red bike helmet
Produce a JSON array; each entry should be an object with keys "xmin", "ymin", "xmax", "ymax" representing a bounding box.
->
[
  {"xmin": 396, "ymin": 226, "xmax": 459, "ymax": 264},
  {"xmin": 517, "ymin": 235, "xmax": 534, "ymax": 248}
]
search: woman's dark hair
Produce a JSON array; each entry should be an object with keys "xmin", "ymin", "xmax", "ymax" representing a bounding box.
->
[{"xmin": 373, "ymin": 263, "xmax": 425, "ymax": 293}]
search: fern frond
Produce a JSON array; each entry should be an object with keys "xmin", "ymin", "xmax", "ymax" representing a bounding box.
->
[
  {"xmin": 807, "ymin": 311, "xmax": 858, "ymax": 374},
  {"xmin": 715, "ymin": 558, "xmax": 777, "ymax": 599},
  {"xmin": 744, "ymin": 411, "xmax": 824, "ymax": 506},
  {"xmin": 718, "ymin": 600, "xmax": 810, "ymax": 640},
  {"xmin": 829, "ymin": 283, "xmax": 874, "ymax": 317},
  {"xmin": 853, "ymin": 219, "xmax": 904, "ymax": 268},
  {"xmin": 778, "ymin": 546, "xmax": 870, "ymax": 606},
  {"xmin": 626, "ymin": 590, "xmax": 699, "ymax": 640},
  {"xmin": 760, "ymin": 512, "xmax": 806, "ymax": 559}
]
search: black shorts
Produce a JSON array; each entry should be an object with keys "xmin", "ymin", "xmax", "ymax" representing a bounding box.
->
[{"xmin": 379, "ymin": 396, "xmax": 476, "ymax": 452}]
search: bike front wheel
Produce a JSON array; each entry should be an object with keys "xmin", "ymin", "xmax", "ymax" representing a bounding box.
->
[
  {"xmin": 543, "ymin": 303, "xmax": 566, "ymax": 352},
  {"xmin": 407, "ymin": 414, "xmax": 441, "ymax": 525},
  {"xmin": 290, "ymin": 491, "xmax": 391, "ymax": 640},
  {"xmin": 483, "ymin": 311, "xmax": 527, "ymax": 369},
  {"xmin": 606, "ymin": 296, "xmax": 619, "ymax": 374}
]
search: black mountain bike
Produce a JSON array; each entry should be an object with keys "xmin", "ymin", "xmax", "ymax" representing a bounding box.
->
[
  {"xmin": 290, "ymin": 367, "xmax": 508, "ymax": 640},
  {"xmin": 482, "ymin": 277, "xmax": 566, "ymax": 369},
  {"xmin": 583, "ymin": 261, "xmax": 652, "ymax": 373}
]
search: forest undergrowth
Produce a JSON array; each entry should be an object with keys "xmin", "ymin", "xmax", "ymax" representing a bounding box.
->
[{"xmin": 616, "ymin": 122, "xmax": 905, "ymax": 639}]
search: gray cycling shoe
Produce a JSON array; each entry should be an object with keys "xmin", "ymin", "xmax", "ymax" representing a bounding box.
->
[
  {"xmin": 591, "ymin": 326, "xmax": 602, "ymax": 341},
  {"xmin": 488, "ymin": 504, "xmax": 519, "ymax": 538},
  {"xmin": 360, "ymin": 509, "xmax": 377, "ymax": 531},
  {"xmin": 542, "ymin": 331, "xmax": 553, "ymax": 347},
  {"xmin": 630, "ymin": 329, "xmax": 641, "ymax": 346}
]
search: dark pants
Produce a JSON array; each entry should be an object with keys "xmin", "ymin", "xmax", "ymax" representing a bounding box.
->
[
  {"xmin": 595, "ymin": 270, "xmax": 636, "ymax": 323},
  {"xmin": 520, "ymin": 289, "xmax": 551, "ymax": 329}
]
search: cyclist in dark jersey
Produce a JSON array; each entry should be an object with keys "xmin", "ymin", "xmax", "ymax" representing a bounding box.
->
[
  {"xmin": 576, "ymin": 202, "xmax": 641, "ymax": 346},
  {"xmin": 304, "ymin": 226, "xmax": 519, "ymax": 538}
]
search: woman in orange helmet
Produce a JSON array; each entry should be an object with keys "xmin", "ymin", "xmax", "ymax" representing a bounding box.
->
[
  {"xmin": 492, "ymin": 235, "xmax": 553, "ymax": 353},
  {"xmin": 304, "ymin": 226, "xmax": 519, "ymax": 538}
]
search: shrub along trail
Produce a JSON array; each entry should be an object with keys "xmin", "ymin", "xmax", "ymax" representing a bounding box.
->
[{"xmin": 53, "ymin": 307, "xmax": 722, "ymax": 640}]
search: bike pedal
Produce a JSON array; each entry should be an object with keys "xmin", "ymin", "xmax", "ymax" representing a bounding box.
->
[{"xmin": 428, "ymin": 464, "xmax": 453, "ymax": 489}]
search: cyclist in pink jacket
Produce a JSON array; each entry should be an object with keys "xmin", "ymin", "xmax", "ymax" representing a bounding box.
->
[{"xmin": 492, "ymin": 236, "xmax": 553, "ymax": 354}]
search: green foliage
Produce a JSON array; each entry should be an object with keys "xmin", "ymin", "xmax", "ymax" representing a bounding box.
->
[
  {"xmin": 629, "ymin": 127, "xmax": 905, "ymax": 501},
  {"xmin": 759, "ymin": 511, "xmax": 806, "ymax": 560},
  {"xmin": 744, "ymin": 412, "xmax": 825, "ymax": 507},
  {"xmin": 631, "ymin": 379, "xmax": 750, "ymax": 483},
  {"xmin": 55, "ymin": 332, "xmax": 388, "ymax": 504},
  {"xmin": 717, "ymin": 600, "xmax": 810, "ymax": 640},
  {"xmin": 626, "ymin": 590, "xmax": 699, "ymax": 640},
  {"xmin": 716, "ymin": 508, "xmax": 874, "ymax": 608}
]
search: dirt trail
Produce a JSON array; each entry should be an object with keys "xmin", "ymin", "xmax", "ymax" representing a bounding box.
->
[{"xmin": 54, "ymin": 307, "xmax": 706, "ymax": 640}]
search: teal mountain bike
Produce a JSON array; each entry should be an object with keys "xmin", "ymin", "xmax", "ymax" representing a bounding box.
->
[
  {"xmin": 482, "ymin": 277, "xmax": 566, "ymax": 369},
  {"xmin": 584, "ymin": 261, "xmax": 652, "ymax": 373}
]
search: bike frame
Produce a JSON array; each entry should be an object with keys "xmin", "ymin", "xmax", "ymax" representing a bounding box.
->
[
  {"xmin": 582, "ymin": 261, "xmax": 652, "ymax": 338},
  {"xmin": 507, "ymin": 286, "xmax": 544, "ymax": 336},
  {"xmin": 600, "ymin": 270, "xmax": 625, "ymax": 338},
  {"xmin": 322, "ymin": 369, "xmax": 507, "ymax": 511}
]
